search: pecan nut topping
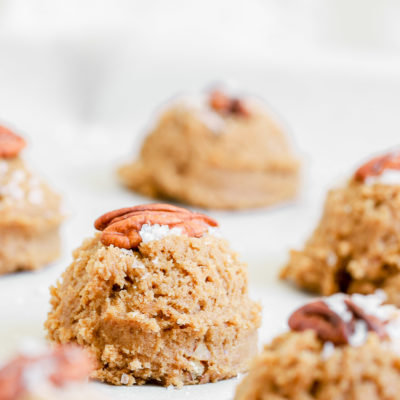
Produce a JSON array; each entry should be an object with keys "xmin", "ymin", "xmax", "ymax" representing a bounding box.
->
[
  {"xmin": 0, "ymin": 345, "xmax": 94, "ymax": 400},
  {"xmin": 288, "ymin": 300, "xmax": 350, "ymax": 345},
  {"xmin": 288, "ymin": 298, "xmax": 389, "ymax": 345},
  {"xmin": 0, "ymin": 125, "xmax": 26, "ymax": 159},
  {"xmin": 94, "ymin": 203, "xmax": 218, "ymax": 250},
  {"xmin": 209, "ymin": 90, "xmax": 250, "ymax": 117},
  {"xmin": 354, "ymin": 152, "xmax": 400, "ymax": 182},
  {"xmin": 344, "ymin": 299, "xmax": 388, "ymax": 340}
]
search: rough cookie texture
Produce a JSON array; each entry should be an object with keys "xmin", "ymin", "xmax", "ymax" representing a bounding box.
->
[
  {"xmin": 45, "ymin": 233, "xmax": 261, "ymax": 387},
  {"xmin": 0, "ymin": 157, "xmax": 63, "ymax": 274},
  {"xmin": 281, "ymin": 180, "xmax": 400, "ymax": 306},
  {"xmin": 236, "ymin": 292, "xmax": 400, "ymax": 399},
  {"xmin": 234, "ymin": 330, "xmax": 400, "ymax": 400},
  {"xmin": 118, "ymin": 94, "xmax": 300, "ymax": 209}
]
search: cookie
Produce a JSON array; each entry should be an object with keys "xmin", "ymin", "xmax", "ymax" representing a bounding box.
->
[
  {"xmin": 281, "ymin": 151, "xmax": 400, "ymax": 305},
  {"xmin": 0, "ymin": 125, "xmax": 63, "ymax": 274},
  {"xmin": 118, "ymin": 89, "xmax": 300, "ymax": 209},
  {"xmin": 235, "ymin": 291, "xmax": 400, "ymax": 400},
  {"xmin": 0, "ymin": 342, "xmax": 97, "ymax": 400},
  {"xmin": 45, "ymin": 203, "xmax": 261, "ymax": 387}
]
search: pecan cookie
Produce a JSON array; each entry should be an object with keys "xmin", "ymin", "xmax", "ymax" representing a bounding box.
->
[
  {"xmin": 118, "ymin": 88, "xmax": 300, "ymax": 209},
  {"xmin": 0, "ymin": 125, "xmax": 63, "ymax": 274},
  {"xmin": 45, "ymin": 203, "xmax": 261, "ymax": 387},
  {"xmin": 281, "ymin": 150, "xmax": 400, "ymax": 306},
  {"xmin": 0, "ymin": 342, "xmax": 102, "ymax": 400},
  {"xmin": 235, "ymin": 291, "xmax": 400, "ymax": 400}
]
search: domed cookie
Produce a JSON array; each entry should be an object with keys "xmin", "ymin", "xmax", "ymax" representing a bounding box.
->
[
  {"xmin": 0, "ymin": 342, "xmax": 98, "ymax": 400},
  {"xmin": 0, "ymin": 125, "xmax": 63, "ymax": 274},
  {"xmin": 235, "ymin": 291, "xmax": 400, "ymax": 400},
  {"xmin": 281, "ymin": 151, "xmax": 400, "ymax": 306},
  {"xmin": 45, "ymin": 203, "xmax": 261, "ymax": 387},
  {"xmin": 118, "ymin": 89, "xmax": 300, "ymax": 209}
]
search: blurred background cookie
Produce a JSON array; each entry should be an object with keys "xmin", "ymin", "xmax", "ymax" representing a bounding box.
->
[
  {"xmin": 119, "ymin": 88, "xmax": 300, "ymax": 210},
  {"xmin": 0, "ymin": 341, "xmax": 101, "ymax": 400},
  {"xmin": 281, "ymin": 151, "xmax": 400, "ymax": 305},
  {"xmin": 0, "ymin": 126, "xmax": 63, "ymax": 274}
]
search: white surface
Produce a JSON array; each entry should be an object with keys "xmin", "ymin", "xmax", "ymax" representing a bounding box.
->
[{"xmin": 0, "ymin": 1, "xmax": 400, "ymax": 398}]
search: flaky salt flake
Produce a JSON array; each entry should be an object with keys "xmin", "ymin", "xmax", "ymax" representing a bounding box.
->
[
  {"xmin": 120, "ymin": 373, "xmax": 130, "ymax": 385},
  {"xmin": 118, "ymin": 248, "xmax": 134, "ymax": 256},
  {"xmin": 323, "ymin": 293, "xmax": 352, "ymax": 322},
  {"xmin": 192, "ymin": 342, "xmax": 210, "ymax": 359},
  {"xmin": 0, "ymin": 161, "xmax": 8, "ymax": 175},
  {"xmin": 349, "ymin": 320, "xmax": 368, "ymax": 347},
  {"xmin": 177, "ymin": 317, "xmax": 187, "ymax": 326},
  {"xmin": 128, "ymin": 359, "xmax": 142, "ymax": 370},
  {"xmin": 132, "ymin": 259, "xmax": 145, "ymax": 269},
  {"xmin": 117, "ymin": 248, "xmax": 145, "ymax": 269},
  {"xmin": 139, "ymin": 223, "xmax": 182, "ymax": 243},
  {"xmin": 11, "ymin": 169, "xmax": 26, "ymax": 183},
  {"xmin": 189, "ymin": 360, "xmax": 204, "ymax": 377},
  {"xmin": 28, "ymin": 188, "xmax": 43, "ymax": 204},
  {"xmin": 208, "ymin": 226, "xmax": 222, "ymax": 238},
  {"xmin": 2, "ymin": 183, "xmax": 24, "ymax": 200},
  {"xmin": 321, "ymin": 341, "xmax": 335, "ymax": 359},
  {"xmin": 365, "ymin": 169, "xmax": 400, "ymax": 186},
  {"xmin": 127, "ymin": 311, "xmax": 138, "ymax": 318}
]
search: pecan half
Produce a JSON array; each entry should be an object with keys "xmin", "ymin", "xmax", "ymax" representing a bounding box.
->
[
  {"xmin": 0, "ymin": 345, "xmax": 94, "ymax": 400},
  {"xmin": 288, "ymin": 300, "xmax": 350, "ymax": 345},
  {"xmin": 288, "ymin": 298, "xmax": 389, "ymax": 345},
  {"xmin": 0, "ymin": 125, "xmax": 26, "ymax": 159},
  {"xmin": 94, "ymin": 203, "xmax": 218, "ymax": 250},
  {"xmin": 344, "ymin": 299, "xmax": 388, "ymax": 340},
  {"xmin": 354, "ymin": 152, "xmax": 400, "ymax": 182},
  {"xmin": 209, "ymin": 90, "xmax": 250, "ymax": 117}
]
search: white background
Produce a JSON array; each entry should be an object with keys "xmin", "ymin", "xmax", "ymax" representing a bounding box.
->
[{"xmin": 0, "ymin": 1, "xmax": 399, "ymax": 399}]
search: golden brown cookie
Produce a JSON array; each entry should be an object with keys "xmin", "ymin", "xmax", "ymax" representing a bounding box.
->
[
  {"xmin": 118, "ymin": 89, "xmax": 300, "ymax": 209},
  {"xmin": 281, "ymin": 150, "xmax": 400, "ymax": 305},
  {"xmin": 235, "ymin": 292, "xmax": 400, "ymax": 400},
  {"xmin": 0, "ymin": 125, "xmax": 63, "ymax": 274},
  {"xmin": 0, "ymin": 342, "xmax": 97, "ymax": 400},
  {"xmin": 45, "ymin": 204, "xmax": 261, "ymax": 387}
]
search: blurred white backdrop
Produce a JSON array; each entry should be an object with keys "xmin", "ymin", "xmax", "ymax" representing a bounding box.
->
[
  {"xmin": 0, "ymin": 0, "xmax": 399, "ymax": 240},
  {"xmin": 0, "ymin": 0, "xmax": 400, "ymax": 128}
]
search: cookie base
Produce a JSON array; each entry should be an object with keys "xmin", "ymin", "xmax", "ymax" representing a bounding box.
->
[{"xmin": 0, "ymin": 226, "xmax": 61, "ymax": 274}]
